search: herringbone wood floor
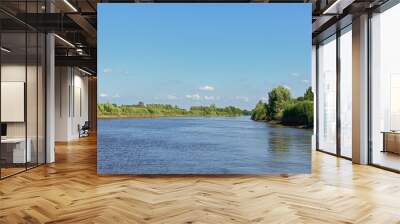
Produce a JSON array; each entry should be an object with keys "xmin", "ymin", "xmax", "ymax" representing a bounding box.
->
[{"xmin": 1, "ymin": 135, "xmax": 400, "ymax": 224}]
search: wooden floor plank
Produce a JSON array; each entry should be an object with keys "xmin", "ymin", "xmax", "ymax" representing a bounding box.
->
[{"xmin": 0, "ymin": 135, "xmax": 400, "ymax": 223}]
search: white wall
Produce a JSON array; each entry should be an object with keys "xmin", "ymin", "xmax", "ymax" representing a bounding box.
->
[
  {"xmin": 1, "ymin": 63, "xmax": 47, "ymax": 164},
  {"xmin": 55, "ymin": 66, "xmax": 70, "ymax": 141},
  {"xmin": 1, "ymin": 65, "xmax": 41, "ymax": 138},
  {"xmin": 1, "ymin": 65, "xmax": 26, "ymax": 140},
  {"xmin": 55, "ymin": 67, "xmax": 89, "ymax": 141}
]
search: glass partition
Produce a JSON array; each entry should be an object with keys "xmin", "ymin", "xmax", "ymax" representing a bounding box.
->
[
  {"xmin": 1, "ymin": 31, "xmax": 28, "ymax": 177},
  {"xmin": 0, "ymin": 1, "xmax": 46, "ymax": 179},
  {"xmin": 317, "ymin": 35, "xmax": 337, "ymax": 154},
  {"xmin": 370, "ymin": 3, "xmax": 400, "ymax": 171}
]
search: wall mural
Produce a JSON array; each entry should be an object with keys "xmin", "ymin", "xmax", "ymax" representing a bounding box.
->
[{"xmin": 97, "ymin": 3, "xmax": 312, "ymax": 174}]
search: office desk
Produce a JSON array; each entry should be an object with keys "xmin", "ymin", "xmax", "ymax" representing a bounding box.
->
[
  {"xmin": 1, "ymin": 138, "xmax": 31, "ymax": 163},
  {"xmin": 382, "ymin": 131, "xmax": 400, "ymax": 155}
]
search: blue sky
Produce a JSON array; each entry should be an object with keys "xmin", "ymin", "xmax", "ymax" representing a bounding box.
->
[{"xmin": 98, "ymin": 4, "xmax": 311, "ymax": 110}]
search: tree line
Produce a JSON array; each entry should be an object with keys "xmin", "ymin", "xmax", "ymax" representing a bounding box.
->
[
  {"xmin": 98, "ymin": 103, "xmax": 251, "ymax": 118},
  {"xmin": 251, "ymin": 86, "xmax": 313, "ymax": 128}
]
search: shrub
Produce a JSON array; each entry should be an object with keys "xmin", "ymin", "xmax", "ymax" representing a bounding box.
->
[
  {"xmin": 281, "ymin": 100, "xmax": 313, "ymax": 128},
  {"xmin": 97, "ymin": 103, "xmax": 247, "ymax": 117}
]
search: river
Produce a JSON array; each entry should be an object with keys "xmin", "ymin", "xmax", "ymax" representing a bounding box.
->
[{"xmin": 97, "ymin": 116, "xmax": 312, "ymax": 174}]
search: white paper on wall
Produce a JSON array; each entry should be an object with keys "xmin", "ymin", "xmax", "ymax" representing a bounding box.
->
[{"xmin": 1, "ymin": 81, "xmax": 25, "ymax": 122}]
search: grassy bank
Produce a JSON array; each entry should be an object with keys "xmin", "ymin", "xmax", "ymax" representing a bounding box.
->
[{"xmin": 98, "ymin": 103, "xmax": 251, "ymax": 118}]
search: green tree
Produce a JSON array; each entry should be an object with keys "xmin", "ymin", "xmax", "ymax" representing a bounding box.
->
[
  {"xmin": 251, "ymin": 100, "xmax": 268, "ymax": 121},
  {"xmin": 303, "ymin": 87, "xmax": 313, "ymax": 101},
  {"xmin": 267, "ymin": 85, "xmax": 292, "ymax": 120}
]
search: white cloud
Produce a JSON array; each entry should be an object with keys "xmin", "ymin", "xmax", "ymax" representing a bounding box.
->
[
  {"xmin": 186, "ymin": 94, "xmax": 201, "ymax": 100},
  {"xmin": 204, "ymin": 96, "xmax": 221, "ymax": 100},
  {"xmin": 103, "ymin": 68, "xmax": 112, "ymax": 74},
  {"xmin": 100, "ymin": 93, "xmax": 108, "ymax": 98},
  {"xmin": 167, "ymin": 95, "xmax": 178, "ymax": 100},
  {"xmin": 112, "ymin": 94, "xmax": 120, "ymax": 98},
  {"xmin": 260, "ymin": 96, "xmax": 268, "ymax": 102},
  {"xmin": 302, "ymin": 79, "xmax": 310, "ymax": 84},
  {"xmin": 204, "ymin": 96, "xmax": 219, "ymax": 100},
  {"xmin": 291, "ymin": 73, "xmax": 300, "ymax": 77},
  {"xmin": 235, "ymin": 96, "xmax": 249, "ymax": 102},
  {"xmin": 283, "ymin": 85, "xmax": 291, "ymax": 90},
  {"xmin": 199, "ymin": 85, "xmax": 215, "ymax": 91}
]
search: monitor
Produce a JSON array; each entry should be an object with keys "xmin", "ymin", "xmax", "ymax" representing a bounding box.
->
[{"xmin": 1, "ymin": 123, "xmax": 7, "ymax": 137}]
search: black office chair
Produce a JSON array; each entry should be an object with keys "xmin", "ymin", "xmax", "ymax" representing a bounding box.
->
[{"xmin": 79, "ymin": 121, "xmax": 90, "ymax": 138}]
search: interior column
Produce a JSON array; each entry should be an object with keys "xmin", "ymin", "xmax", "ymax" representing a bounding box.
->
[{"xmin": 352, "ymin": 14, "xmax": 369, "ymax": 164}]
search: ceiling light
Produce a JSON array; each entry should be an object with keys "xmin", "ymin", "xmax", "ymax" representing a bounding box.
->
[
  {"xmin": 54, "ymin": 34, "xmax": 75, "ymax": 48},
  {"xmin": 78, "ymin": 67, "xmax": 93, "ymax": 76},
  {"xmin": 76, "ymin": 48, "xmax": 85, "ymax": 55},
  {"xmin": 1, "ymin": 47, "xmax": 11, "ymax": 53},
  {"xmin": 63, "ymin": 0, "xmax": 78, "ymax": 12},
  {"xmin": 323, "ymin": 0, "xmax": 354, "ymax": 15}
]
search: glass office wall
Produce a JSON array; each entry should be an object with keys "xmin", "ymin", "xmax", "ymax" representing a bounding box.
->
[
  {"xmin": 317, "ymin": 35, "xmax": 337, "ymax": 154},
  {"xmin": 339, "ymin": 27, "xmax": 352, "ymax": 158},
  {"xmin": 0, "ymin": 2, "xmax": 46, "ymax": 179},
  {"xmin": 370, "ymin": 3, "xmax": 400, "ymax": 171},
  {"xmin": 0, "ymin": 31, "xmax": 28, "ymax": 177}
]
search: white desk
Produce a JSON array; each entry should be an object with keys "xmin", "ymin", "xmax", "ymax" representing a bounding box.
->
[{"xmin": 1, "ymin": 138, "xmax": 31, "ymax": 163}]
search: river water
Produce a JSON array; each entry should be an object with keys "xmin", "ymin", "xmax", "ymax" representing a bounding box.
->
[{"xmin": 97, "ymin": 116, "xmax": 312, "ymax": 174}]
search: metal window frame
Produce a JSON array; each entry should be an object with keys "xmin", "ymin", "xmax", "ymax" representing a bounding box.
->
[
  {"xmin": 336, "ymin": 27, "xmax": 341, "ymax": 157},
  {"xmin": 367, "ymin": 0, "xmax": 400, "ymax": 173},
  {"xmin": 315, "ymin": 22, "xmax": 353, "ymax": 162},
  {"xmin": 315, "ymin": 32, "xmax": 339, "ymax": 156},
  {"xmin": 315, "ymin": 0, "xmax": 400, "ymax": 171}
]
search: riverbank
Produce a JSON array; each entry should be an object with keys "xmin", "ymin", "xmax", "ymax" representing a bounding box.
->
[
  {"xmin": 98, "ymin": 103, "xmax": 251, "ymax": 118},
  {"xmin": 252, "ymin": 119, "xmax": 312, "ymax": 129},
  {"xmin": 98, "ymin": 114, "xmax": 311, "ymax": 129},
  {"xmin": 98, "ymin": 114, "xmax": 244, "ymax": 119}
]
